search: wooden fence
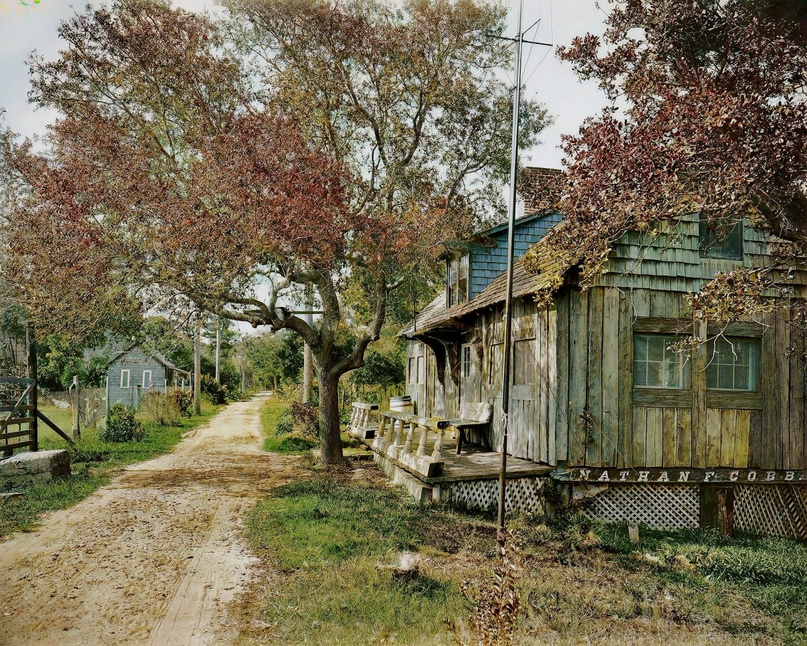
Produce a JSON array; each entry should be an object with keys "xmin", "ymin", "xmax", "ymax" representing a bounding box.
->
[{"xmin": 0, "ymin": 377, "xmax": 37, "ymax": 455}]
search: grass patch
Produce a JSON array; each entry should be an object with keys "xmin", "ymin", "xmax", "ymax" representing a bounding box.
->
[
  {"xmin": 538, "ymin": 513, "xmax": 807, "ymax": 641},
  {"xmin": 259, "ymin": 398, "xmax": 358, "ymax": 454},
  {"xmin": 259, "ymin": 398, "xmax": 315, "ymax": 454},
  {"xmin": 243, "ymin": 476, "xmax": 489, "ymax": 644},
  {"xmin": 242, "ymin": 474, "xmax": 807, "ymax": 644},
  {"xmin": 246, "ymin": 479, "xmax": 431, "ymax": 570},
  {"xmin": 0, "ymin": 401, "xmax": 220, "ymax": 538}
]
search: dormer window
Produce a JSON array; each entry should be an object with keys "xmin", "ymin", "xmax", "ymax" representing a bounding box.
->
[
  {"xmin": 447, "ymin": 254, "xmax": 469, "ymax": 306},
  {"xmin": 699, "ymin": 216, "xmax": 743, "ymax": 260}
]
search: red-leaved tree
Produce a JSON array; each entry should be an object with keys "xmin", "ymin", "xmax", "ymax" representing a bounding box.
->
[{"xmin": 547, "ymin": 0, "xmax": 807, "ymax": 306}]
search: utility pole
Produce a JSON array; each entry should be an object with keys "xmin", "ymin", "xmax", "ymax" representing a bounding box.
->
[
  {"xmin": 498, "ymin": 0, "xmax": 532, "ymax": 537},
  {"xmin": 214, "ymin": 316, "xmax": 221, "ymax": 383},
  {"xmin": 193, "ymin": 324, "xmax": 202, "ymax": 415}
]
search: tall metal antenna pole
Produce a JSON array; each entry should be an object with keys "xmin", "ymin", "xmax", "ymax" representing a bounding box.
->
[{"xmin": 498, "ymin": 0, "xmax": 525, "ymax": 534}]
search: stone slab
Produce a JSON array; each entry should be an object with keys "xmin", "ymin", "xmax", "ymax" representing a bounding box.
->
[{"xmin": 0, "ymin": 450, "xmax": 71, "ymax": 484}]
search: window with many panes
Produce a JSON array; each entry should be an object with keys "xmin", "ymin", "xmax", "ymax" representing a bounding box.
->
[
  {"xmin": 447, "ymin": 255, "xmax": 469, "ymax": 306},
  {"xmin": 461, "ymin": 345, "xmax": 471, "ymax": 380},
  {"xmin": 633, "ymin": 334, "xmax": 688, "ymax": 388},
  {"xmin": 707, "ymin": 337, "xmax": 760, "ymax": 391},
  {"xmin": 513, "ymin": 339, "xmax": 536, "ymax": 385},
  {"xmin": 699, "ymin": 217, "xmax": 743, "ymax": 260}
]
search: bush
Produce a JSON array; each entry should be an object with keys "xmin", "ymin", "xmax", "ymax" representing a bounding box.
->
[
  {"xmin": 139, "ymin": 391, "xmax": 181, "ymax": 427},
  {"xmin": 290, "ymin": 401, "xmax": 318, "ymax": 438},
  {"xmin": 169, "ymin": 389, "xmax": 193, "ymax": 417},
  {"xmin": 274, "ymin": 408, "xmax": 294, "ymax": 436},
  {"xmin": 101, "ymin": 404, "xmax": 145, "ymax": 442},
  {"xmin": 201, "ymin": 375, "xmax": 228, "ymax": 405}
]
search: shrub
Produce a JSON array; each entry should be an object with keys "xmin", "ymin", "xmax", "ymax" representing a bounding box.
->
[
  {"xmin": 139, "ymin": 391, "xmax": 181, "ymax": 427},
  {"xmin": 290, "ymin": 401, "xmax": 318, "ymax": 438},
  {"xmin": 101, "ymin": 404, "xmax": 144, "ymax": 442},
  {"xmin": 201, "ymin": 375, "xmax": 228, "ymax": 405},
  {"xmin": 274, "ymin": 408, "xmax": 294, "ymax": 436},
  {"xmin": 169, "ymin": 389, "xmax": 193, "ymax": 417}
]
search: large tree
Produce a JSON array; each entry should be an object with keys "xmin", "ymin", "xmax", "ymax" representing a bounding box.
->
[
  {"xmin": 1, "ymin": 0, "xmax": 547, "ymax": 464},
  {"xmin": 546, "ymin": 0, "xmax": 807, "ymax": 304}
]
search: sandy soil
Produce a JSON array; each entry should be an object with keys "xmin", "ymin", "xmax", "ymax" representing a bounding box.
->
[{"xmin": 0, "ymin": 393, "xmax": 300, "ymax": 646}]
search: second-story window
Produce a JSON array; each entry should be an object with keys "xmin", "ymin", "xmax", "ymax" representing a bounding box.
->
[
  {"xmin": 699, "ymin": 217, "xmax": 743, "ymax": 260},
  {"xmin": 447, "ymin": 255, "xmax": 469, "ymax": 306}
]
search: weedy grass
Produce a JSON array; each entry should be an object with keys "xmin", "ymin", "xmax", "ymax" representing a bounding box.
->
[
  {"xmin": 531, "ymin": 512, "xmax": 807, "ymax": 642},
  {"xmin": 241, "ymin": 477, "xmax": 807, "ymax": 645},
  {"xmin": 259, "ymin": 398, "xmax": 360, "ymax": 454},
  {"xmin": 0, "ymin": 401, "xmax": 220, "ymax": 538},
  {"xmin": 243, "ymin": 476, "xmax": 488, "ymax": 645},
  {"xmin": 259, "ymin": 399, "xmax": 317, "ymax": 454}
]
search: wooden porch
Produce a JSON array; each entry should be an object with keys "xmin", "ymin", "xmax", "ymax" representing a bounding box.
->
[{"xmin": 348, "ymin": 402, "xmax": 553, "ymax": 509}]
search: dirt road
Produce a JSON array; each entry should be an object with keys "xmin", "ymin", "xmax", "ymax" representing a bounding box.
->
[{"xmin": 0, "ymin": 394, "xmax": 298, "ymax": 646}]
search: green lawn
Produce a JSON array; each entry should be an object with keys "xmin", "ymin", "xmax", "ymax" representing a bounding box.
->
[
  {"xmin": 243, "ymin": 477, "xmax": 472, "ymax": 645},
  {"xmin": 0, "ymin": 401, "xmax": 220, "ymax": 538}
]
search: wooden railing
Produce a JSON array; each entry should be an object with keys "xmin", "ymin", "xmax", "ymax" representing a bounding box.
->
[{"xmin": 372, "ymin": 409, "xmax": 450, "ymax": 478}]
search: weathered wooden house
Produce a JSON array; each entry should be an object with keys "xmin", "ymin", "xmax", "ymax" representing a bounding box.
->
[
  {"xmin": 106, "ymin": 346, "xmax": 190, "ymax": 410},
  {"xmin": 394, "ymin": 167, "xmax": 807, "ymax": 540}
]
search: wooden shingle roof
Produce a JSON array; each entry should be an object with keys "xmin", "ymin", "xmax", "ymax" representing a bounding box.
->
[{"xmin": 402, "ymin": 222, "xmax": 577, "ymax": 336}]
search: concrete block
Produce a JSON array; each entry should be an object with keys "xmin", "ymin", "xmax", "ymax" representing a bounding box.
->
[{"xmin": 0, "ymin": 450, "xmax": 71, "ymax": 484}]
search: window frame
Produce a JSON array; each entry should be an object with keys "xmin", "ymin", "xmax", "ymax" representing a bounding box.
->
[
  {"xmin": 706, "ymin": 336, "xmax": 761, "ymax": 392},
  {"xmin": 513, "ymin": 337, "xmax": 536, "ymax": 386},
  {"xmin": 120, "ymin": 369, "xmax": 131, "ymax": 389},
  {"xmin": 699, "ymin": 217, "xmax": 744, "ymax": 260},
  {"xmin": 142, "ymin": 370, "xmax": 152, "ymax": 388},
  {"xmin": 633, "ymin": 333, "xmax": 689, "ymax": 390},
  {"xmin": 461, "ymin": 344, "xmax": 472, "ymax": 380},
  {"xmin": 488, "ymin": 341, "xmax": 503, "ymax": 386},
  {"xmin": 446, "ymin": 254, "xmax": 470, "ymax": 307}
]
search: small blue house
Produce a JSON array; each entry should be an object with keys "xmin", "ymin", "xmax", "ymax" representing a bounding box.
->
[{"xmin": 105, "ymin": 346, "xmax": 190, "ymax": 409}]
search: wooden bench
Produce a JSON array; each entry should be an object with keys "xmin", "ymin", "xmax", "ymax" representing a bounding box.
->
[
  {"xmin": 448, "ymin": 402, "xmax": 493, "ymax": 455},
  {"xmin": 349, "ymin": 402, "xmax": 379, "ymax": 440}
]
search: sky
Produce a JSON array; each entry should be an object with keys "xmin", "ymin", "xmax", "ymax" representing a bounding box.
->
[{"xmin": 0, "ymin": 0, "xmax": 610, "ymax": 169}]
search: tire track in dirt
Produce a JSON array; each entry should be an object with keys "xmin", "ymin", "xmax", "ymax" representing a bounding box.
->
[{"xmin": 0, "ymin": 394, "xmax": 300, "ymax": 646}]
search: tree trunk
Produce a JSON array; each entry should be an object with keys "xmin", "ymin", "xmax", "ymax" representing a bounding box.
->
[
  {"xmin": 318, "ymin": 368, "xmax": 345, "ymax": 466},
  {"xmin": 303, "ymin": 343, "xmax": 314, "ymax": 403}
]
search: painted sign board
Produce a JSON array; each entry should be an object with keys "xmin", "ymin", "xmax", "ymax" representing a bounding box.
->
[{"xmin": 560, "ymin": 467, "xmax": 807, "ymax": 485}]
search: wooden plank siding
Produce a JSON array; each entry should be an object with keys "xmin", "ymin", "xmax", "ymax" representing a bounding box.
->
[{"xmin": 554, "ymin": 286, "xmax": 807, "ymax": 472}]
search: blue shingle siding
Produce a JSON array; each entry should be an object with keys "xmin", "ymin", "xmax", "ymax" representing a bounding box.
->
[
  {"xmin": 106, "ymin": 348, "xmax": 169, "ymax": 409},
  {"xmin": 468, "ymin": 212, "xmax": 561, "ymax": 298}
]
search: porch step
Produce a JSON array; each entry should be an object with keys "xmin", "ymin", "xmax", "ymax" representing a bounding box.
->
[{"xmin": 373, "ymin": 451, "xmax": 434, "ymax": 504}]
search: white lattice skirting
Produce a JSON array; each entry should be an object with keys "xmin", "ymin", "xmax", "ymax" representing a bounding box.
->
[
  {"xmin": 449, "ymin": 478, "xmax": 544, "ymax": 515},
  {"xmin": 581, "ymin": 484, "xmax": 700, "ymax": 530},
  {"xmin": 735, "ymin": 485, "xmax": 807, "ymax": 541}
]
